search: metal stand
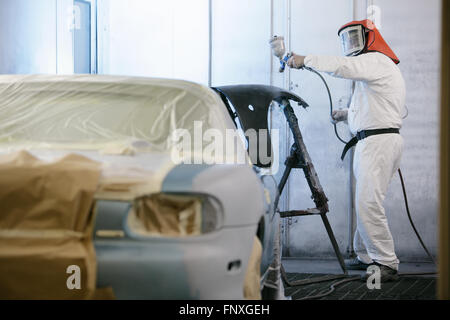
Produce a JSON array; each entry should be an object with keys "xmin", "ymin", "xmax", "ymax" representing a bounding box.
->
[{"xmin": 278, "ymin": 99, "xmax": 347, "ymax": 275}]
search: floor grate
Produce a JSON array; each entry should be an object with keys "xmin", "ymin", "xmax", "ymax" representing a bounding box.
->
[{"xmin": 284, "ymin": 273, "xmax": 436, "ymax": 300}]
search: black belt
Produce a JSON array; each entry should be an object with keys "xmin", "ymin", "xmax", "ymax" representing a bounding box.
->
[{"xmin": 341, "ymin": 128, "xmax": 400, "ymax": 161}]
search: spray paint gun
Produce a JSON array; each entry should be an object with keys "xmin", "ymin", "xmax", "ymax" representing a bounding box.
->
[{"xmin": 269, "ymin": 36, "xmax": 292, "ymax": 73}]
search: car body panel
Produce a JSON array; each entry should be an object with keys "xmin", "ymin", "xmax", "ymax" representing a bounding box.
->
[{"xmin": 95, "ymin": 225, "xmax": 256, "ymax": 299}]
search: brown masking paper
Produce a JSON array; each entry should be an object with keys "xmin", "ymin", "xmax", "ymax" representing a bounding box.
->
[
  {"xmin": 0, "ymin": 150, "xmax": 109, "ymax": 299},
  {"xmin": 133, "ymin": 193, "xmax": 202, "ymax": 237},
  {"xmin": 244, "ymin": 236, "xmax": 262, "ymax": 300}
]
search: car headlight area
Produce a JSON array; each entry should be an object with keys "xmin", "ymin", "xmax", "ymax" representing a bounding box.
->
[{"xmin": 94, "ymin": 193, "xmax": 261, "ymax": 300}]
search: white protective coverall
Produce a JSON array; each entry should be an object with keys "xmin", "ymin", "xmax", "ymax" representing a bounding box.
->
[{"xmin": 304, "ymin": 51, "xmax": 406, "ymax": 270}]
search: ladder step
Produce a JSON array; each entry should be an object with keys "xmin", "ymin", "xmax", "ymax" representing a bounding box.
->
[{"xmin": 280, "ymin": 208, "xmax": 322, "ymax": 218}]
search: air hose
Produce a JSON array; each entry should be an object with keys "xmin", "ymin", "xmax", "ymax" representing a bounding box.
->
[
  {"xmin": 397, "ymin": 169, "xmax": 437, "ymax": 266},
  {"xmin": 279, "ymin": 66, "xmax": 436, "ymax": 299},
  {"xmin": 303, "ymin": 66, "xmax": 348, "ymax": 144}
]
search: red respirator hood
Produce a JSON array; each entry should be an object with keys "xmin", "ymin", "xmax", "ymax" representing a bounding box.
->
[{"xmin": 338, "ymin": 19, "xmax": 400, "ymax": 64}]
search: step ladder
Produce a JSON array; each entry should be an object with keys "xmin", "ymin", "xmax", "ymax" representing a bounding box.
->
[
  {"xmin": 276, "ymin": 98, "xmax": 347, "ymax": 275},
  {"xmin": 212, "ymin": 85, "xmax": 348, "ymax": 290}
]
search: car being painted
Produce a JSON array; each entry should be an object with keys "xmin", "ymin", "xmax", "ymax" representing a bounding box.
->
[{"xmin": 0, "ymin": 75, "xmax": 280, "ymax": 299}]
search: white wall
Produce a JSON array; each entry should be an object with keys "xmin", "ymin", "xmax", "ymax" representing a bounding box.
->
[
  {"xmin": 98, "ymin": 0, "xmax": 209, "ymax": 85},
  {"xmin": 98, "ymin": 0, "xmax": 272, "ymax": 86},
  {"xmin": 0, "ymin": 0, "xmax": 57, "ymax": 74},
  {"xmin": 372, "ymin": 0, "xmax": 441, "ymax": 259},
  {"xmin": 211, "ymin": 0, "xmax": 271, "ymax": 86},
  {"xmin": 0, "ymin": 0, "xmax": 83, "ymax": 74}
]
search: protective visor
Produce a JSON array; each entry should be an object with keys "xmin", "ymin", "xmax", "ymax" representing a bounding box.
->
[{"xmin": 339, "ymin": 25, "xmax": 365, "ymax": 56}]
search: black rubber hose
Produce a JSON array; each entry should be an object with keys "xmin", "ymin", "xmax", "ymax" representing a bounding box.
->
[
  {"xmin": 296, "ymin": 276, "xmax": 361, "ymax": 300},
  {"xmin": 303, "ymin": 66, "xmax": 348, "ymax": 144},
  {"xmin": 397, "ymin": 168, "xmax": 437, "ymax": 265}
]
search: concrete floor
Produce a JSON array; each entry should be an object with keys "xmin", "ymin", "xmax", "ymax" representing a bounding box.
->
[{"xmin": 281, "ymin": 258, "xmax": 437, "ymax": 300}]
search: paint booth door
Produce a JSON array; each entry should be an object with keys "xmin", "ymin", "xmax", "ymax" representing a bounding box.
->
[{"xmin": 74, "ymin": 0, "xmax": 92, "ymax": 74}]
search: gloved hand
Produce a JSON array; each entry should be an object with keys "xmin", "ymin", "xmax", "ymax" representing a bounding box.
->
[
  {"xmin": 330, "ymin": 109, "xmax": 348, "ymax": 124},
  {"xmin": 287, "ymin": 53, "xmax": 305, "ymax": 69}
]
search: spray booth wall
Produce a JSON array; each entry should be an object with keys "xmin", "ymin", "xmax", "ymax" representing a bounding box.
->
[
  {"xmin": 0, "ymin": 0, "xmax": 441, "ymax": 261},
  {"xmin": 0, "ymin": 0, "xmax": 57, "ymax": 73},
  {"xmin": 97, "ymin": 0, "xmax": 271, "ymax": 86}
]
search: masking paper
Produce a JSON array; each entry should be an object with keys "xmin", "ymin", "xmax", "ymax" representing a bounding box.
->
[
  {"xmin": 244, "ymin": 236, "xmax": 262, "ymax": 300},
  {"xmin": 129, "ymin": 194, "xmax": 202, "ymax": 237},
  {"xmin": 0, "ymin": 151, "xmax": 103, "ymax": 299}
]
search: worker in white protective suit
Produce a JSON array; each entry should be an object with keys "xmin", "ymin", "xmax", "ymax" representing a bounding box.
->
[{"xmin": 287, "ymin": 19, "xmax": 405, "ymax": 282}]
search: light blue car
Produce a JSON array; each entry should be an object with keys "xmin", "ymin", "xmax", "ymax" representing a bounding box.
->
[{"xmin": 0, "ymin": 75, "xmax": 294, "ymax": 299}]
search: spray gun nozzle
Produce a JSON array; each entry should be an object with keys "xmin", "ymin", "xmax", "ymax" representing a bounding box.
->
[{"xmin": 279, "ymin": 52, "xmax": 292, "ymax": 73}]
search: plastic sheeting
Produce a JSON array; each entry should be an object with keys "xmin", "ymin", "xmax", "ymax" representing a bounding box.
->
[
  {"xmin": 0, "ymin": 74, "xmax": 242, "ymax": 198},
  {"xmin": 0, "ymin": 74, "xmax": 233, "ymax": 153}
]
